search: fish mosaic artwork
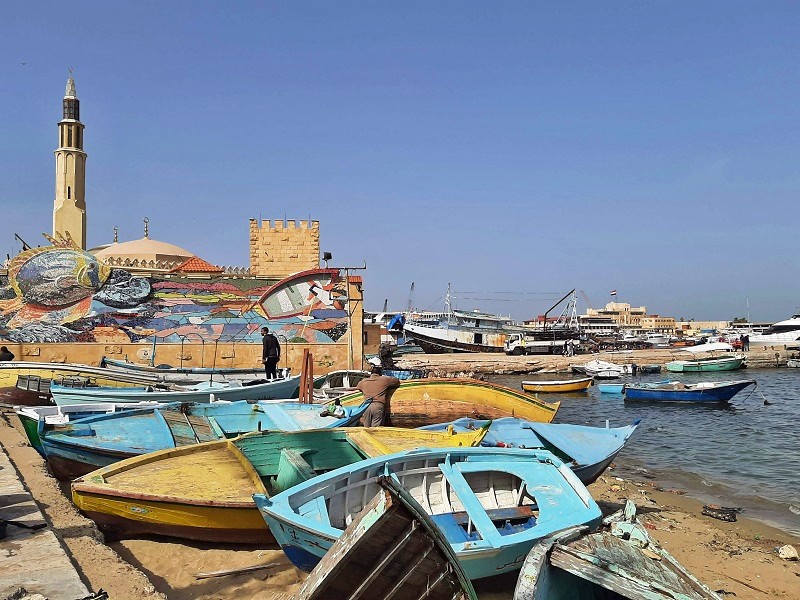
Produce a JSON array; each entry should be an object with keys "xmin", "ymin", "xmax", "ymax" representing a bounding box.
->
[{"xmin": 0, "ymin": 238, "xmax": 350, "ymax": 345}]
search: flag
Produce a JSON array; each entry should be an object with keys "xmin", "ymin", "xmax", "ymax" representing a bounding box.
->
[{"xmin": 610, "ymin": 290, "xmax": 617, "ymax": 296}]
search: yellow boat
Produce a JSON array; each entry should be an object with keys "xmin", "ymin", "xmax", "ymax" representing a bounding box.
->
[
  {"xmin": 520, "ymin": 377, "xmax": 594, "ymax": 393},
  {"xmin": 71, "ymin": 426, "xmax": 487, "ymax": 544},
  {"xmin": 339, "ymin": 377, "xmax": 560, "ymax": 427},
  {"xmin": 0, "ymin": 361, "xmax": 155, "ymax": 407}
]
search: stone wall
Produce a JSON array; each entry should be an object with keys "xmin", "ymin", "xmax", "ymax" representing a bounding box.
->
[{"xmin": 249, "ymin": 219, "xmax": 320, "ymax": 278}]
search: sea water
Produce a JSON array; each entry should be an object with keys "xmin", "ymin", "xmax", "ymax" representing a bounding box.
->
[{"xmin": 491, "ymin": 368, "xmax": 800, "ymax": 535}]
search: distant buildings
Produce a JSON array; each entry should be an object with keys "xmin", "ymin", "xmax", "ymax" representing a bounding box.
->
[{"xmin": 579, "ymin": 302, "xmax": 676, "ymax": 336}]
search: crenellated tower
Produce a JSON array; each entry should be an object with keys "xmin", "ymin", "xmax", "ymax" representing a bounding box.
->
[{"xmin": 53, "ymin": 77, "xmax": 87, "ymax": 249}]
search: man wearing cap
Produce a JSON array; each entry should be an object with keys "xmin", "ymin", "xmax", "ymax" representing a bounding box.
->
[{"xmin": 356, "ymin": 366, "xmax": 401, "ymax": 427}]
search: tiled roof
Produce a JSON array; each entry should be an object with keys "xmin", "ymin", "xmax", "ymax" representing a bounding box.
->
[
  {"xmin": 348, "ymin": 275, "xmax": 363, "ymax": 284},
  {"xmin": 170, "ymin": 256, "xmax": 224, "ymax": 274}
]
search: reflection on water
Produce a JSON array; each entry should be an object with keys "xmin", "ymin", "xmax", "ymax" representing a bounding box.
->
[{"xmin": 491, "ymin": 368, "xmax": 800, "ymax": 534}]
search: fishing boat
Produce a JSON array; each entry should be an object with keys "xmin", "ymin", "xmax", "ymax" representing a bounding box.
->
[
  {"xmin": 571, "ymin": 359, "xmax": 632, "ymax": 378},
  {"xmin": 787, "ymin": 359, "xmax": 800, "ymax": 368},
  {"xmin": 665, "ymin": 343, "xmax": 745, "ymax": 373},
  {"xmin": 40, "ymin": 400, "xmax": 369, "ymax": 480},
  {"xmin": 71, "ymin": 427, "xmax": 488, "ymax": 543},
  {"xmin": 514, "ymin": 500, "xmax": 721, "ymax": 600},
  {"xmin": 312, "ymin": 370, "xmax": 370, "ymax": 400},
  {"xmin": 338, "ymin": 378, "xmax": 560, "ymax": 427},
  {"xmin": 100, "ymin": 356, "xmax": 264, "ymax": 381},
  {"xmin": 624, "ymin": 380, "xmax": 756, "ymax": 403},
  {"xmin": 596, "ymin": 383, "xmax": 625, "ymax": 394},
  {"xmin": 381, "ymin": 368, "xmax": 425, "ymax": 380},
  {"xmin": 49, "ymin": 374, "xmax": 301, "ymax": 406},
  {"xmin": 639, "ymin": 364, "xmax": 662, "ymax": 374},
  {"xmin": 255, "ymin": 447, "xmax": 602, "ymax": 579},
  {"xmin": 520, "ymin": 377, "xmax": 593, "ymax": 393},
  {"xmin": 0, "ymin": 361, "xmax": 160, "ymax": 407},
  {"xmin": 420, "ymin": 417, "xmax": 639, "ymax": 485},
  {"xmin": 297, "ymin": 476, "xmax": 478, "ymax": 600},
  {"xmin": 14, "ymin": 402, "xmax": 161, "ymax": 456}
]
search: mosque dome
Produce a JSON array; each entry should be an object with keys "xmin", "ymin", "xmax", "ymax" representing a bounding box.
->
[{"xmin": 93, "ymin": 237, "xmax": 195, "ymax": 273}]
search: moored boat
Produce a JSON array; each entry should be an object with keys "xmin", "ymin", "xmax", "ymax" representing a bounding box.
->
[
  {"xmin": 520, "ymin": 377, "xmax": 593, "ymax": 393},
  {"xmin": 514, "ymin": 500, "xmax": 722, "ymax": 600},
  {"xmin": 624, "ymin": 380, "xmax": 756, "ymax": 403},
  {"xmin": 254, "ymin": 447, "xmax": 602, "ymax": 579},
  {"xmin": 71, "ymin": 426, "xmax": 488, "ymax": 543},
  {"xmin": 596, "ymin": 383, "xmax": 625, "ymax": 394},
  {"xmin": 41, "ymin": 400, "xmax": 369, "ymax": 479},
  {"xmin": 420, "ymin": 417, "xmax": 639, "ymax": 484},
  {"xmin": 666, "ymin": 342, "xmax": 746, "ymax": 373},
  {"xmin": 297, "ymin": 475, "xmax": 478, "ymax": 600},
  {"xmin": 50, "ymin": 374, "xmax": 301, "ymax": 406},
  {"xmin": 338, "ymin": 378, "xmax": 560, "ymax": 427},
  {"xmin": 571, "ymin": 359, "xmax": 632, "ymax": 378}
]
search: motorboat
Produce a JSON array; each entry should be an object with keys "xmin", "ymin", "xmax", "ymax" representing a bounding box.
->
[{"xmin": 749, "ymin": 313, "xmax": 800, "ymax": 344}]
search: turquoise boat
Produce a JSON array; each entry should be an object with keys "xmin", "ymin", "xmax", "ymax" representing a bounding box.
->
[
  {"xmin": 50, "ymin": 375, "xmax": 301, "ymax": 406},
  {"xmin": 419, "ymin": 417, "xmax": 639, "ymax": 484},
  {"xmin": 596, "ymin": 383, "xmax": 625, "ymax": 394},
  {"xmin": 665, "ymin": 356, "xmax": 744, "ymax": 372},
  {"xmin": 254, "ymin": 447, "xmax": 602, "ymax": 580},
  {"xmin": 39, "ymin": 400, "xmax": 368, "ymax": 480}
]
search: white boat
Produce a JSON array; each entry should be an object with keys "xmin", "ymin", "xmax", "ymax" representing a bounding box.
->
[
  {"xmin": 571, "ymin": 359, "xmax": 632, "ymax": 378},
  {"xmin": 749, "ymin": 313, "xmax": 800, "ymax": 344}
]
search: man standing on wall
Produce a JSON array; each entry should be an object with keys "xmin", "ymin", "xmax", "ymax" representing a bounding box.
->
[
  {"xmin": 356, "ymin": 366, "xmax": 401, "ymax": 427},
  {"xmin": 261, "ymin": 326, "xmax": 281, "ymax": 380}
]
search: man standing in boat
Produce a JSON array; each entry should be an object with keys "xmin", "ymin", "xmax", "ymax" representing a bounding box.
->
[
  {"xmin": 356, "ymin": 366, "xmax": 401, "ymax": 427},
  {"xmin": 261, "ymin": 326, "xmax": 281, "ymax": 380}
]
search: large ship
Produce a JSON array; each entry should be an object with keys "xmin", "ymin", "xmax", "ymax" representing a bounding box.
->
[{"xmin": 748, "ymin": 312, "xmax": 800, "ymax": 344}]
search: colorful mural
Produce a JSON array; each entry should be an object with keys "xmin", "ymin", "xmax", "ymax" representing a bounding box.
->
[{"xmin": 0, "ymin": 239, "xmax": 350, "ymax": 344}]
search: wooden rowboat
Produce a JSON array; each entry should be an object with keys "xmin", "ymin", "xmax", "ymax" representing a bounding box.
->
[
  {"xmin": 71, "ymin": 426, "xmax": 488, "ymax": 544},
  {"xmin": 624, "ymin": 380, "xmax": 756, "ymax": 403},
  {"xmin": 339, "ymin": 378, "xmax": 560, "ymax": 427},
  {"xmin": 514, "ymin": 500, "xmax": 721, "ymax": 599},
  {"xmin": 297, "ymin": 476, "xmax": 477, "ymax": 600},
  {"xmin": 521, "ymin": 377, "xmax": 593, "ymax": 393}
]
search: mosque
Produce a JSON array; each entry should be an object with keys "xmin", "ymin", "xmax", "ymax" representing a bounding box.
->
[{"xmin": 0, "ymin": 77, "xmax": 364, "ymax": 371}]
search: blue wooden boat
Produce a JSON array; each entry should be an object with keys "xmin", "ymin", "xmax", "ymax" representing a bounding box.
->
[
  {"xmin": 596, "ymin": 383, "xmax": 625, "ymax": 394},
  {"xmin": 254, "ymin": 447, "xmax": 602, "ymax": 580},
  {"xmin": 624, "ymin": 379, "xmax": 756, "ymax": 403},
  {"xmin": 420, "ymin": 417, "xmax": 638, "ymax": 485},
  {"xmin": 39, "ymin": 400, "xmax": 368, "ymax": 480},
  {"xmin": 50, "ymin": 375, "xmax": 301, "ymax": 406},
  {"xmin": 514, "ymin": 500, "xmax": 721, "ymax": 599}
]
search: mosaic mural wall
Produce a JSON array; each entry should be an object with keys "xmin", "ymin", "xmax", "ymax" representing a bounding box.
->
[{"xmin": 0, "ymin": 241, "xmax": 350, "ymax": 344}]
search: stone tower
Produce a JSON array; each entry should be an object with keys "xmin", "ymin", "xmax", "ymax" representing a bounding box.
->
[
  {"xmin": 249, "ymin": 219, "xmax": 320, "ymax": 278},
  {"xmin": 53, "ymin": 77, "xmax": 87, "ymax": 249}
]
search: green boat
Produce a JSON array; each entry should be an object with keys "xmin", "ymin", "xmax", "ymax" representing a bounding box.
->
[{"xmin": 665, "ymin": 356, "xmax": 744, "ymax": 372}]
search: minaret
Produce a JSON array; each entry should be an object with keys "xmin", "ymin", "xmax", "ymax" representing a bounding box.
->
[{"xmin": 53, "ymin": 76, "xmax": 87, "ymax": 249}]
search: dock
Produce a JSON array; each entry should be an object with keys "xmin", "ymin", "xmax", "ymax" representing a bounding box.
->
[{"xmin": 0, "ymin": 443, "xmax": 90, "ymax": 600}]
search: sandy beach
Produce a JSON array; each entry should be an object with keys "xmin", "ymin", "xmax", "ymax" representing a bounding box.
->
[{"xmin": 1, "ymin": 409, "xmax": 798, "ymax": 599}]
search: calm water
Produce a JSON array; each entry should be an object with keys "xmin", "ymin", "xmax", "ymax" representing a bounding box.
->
[{"xmin": 490, "ymin": 368, "xmax": 800, "ymax": 535}]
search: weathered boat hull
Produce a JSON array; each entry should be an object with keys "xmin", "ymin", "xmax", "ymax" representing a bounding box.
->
[
  {"xmin": 521, "ymin": 378, "xmax": 593, "ymax": 393},
  {"xmin": 624, "ymin": 380, "xmax": 756, "ymax": 403},
  {"xmin": 51, "ymin": 375, "xmax": 301, "ymax": 406},
  {"xmin": 514, "ymin": 501, "xmax": 721, "ymax": 600},
  {"xmin": 297, "ymin": 476, "xmax": 478, "ymax": 600},
  {"xmin": 403, "ymin": 326, "xmax": 507, "ymax": 353},
  {"xmin": 340, "ymin": 378, "xmax": 560, "ymax": 427},
  {"xmin": 0, "ymin": 362, "xmax": 157, "ymax": 407}
]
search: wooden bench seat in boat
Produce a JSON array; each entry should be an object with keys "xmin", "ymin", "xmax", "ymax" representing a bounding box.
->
[
  {"xmin": 274, "ymin": 449, "xmax": 317, "ymax": 491},
  {"xmin": 431, "ymin": 505, "xmax": 538, "ymax": 543}
]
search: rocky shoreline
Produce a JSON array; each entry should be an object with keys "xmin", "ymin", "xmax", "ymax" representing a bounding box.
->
[{"xmin": 395, "ymin": 347, "xmax": 794, "ymax": 377}]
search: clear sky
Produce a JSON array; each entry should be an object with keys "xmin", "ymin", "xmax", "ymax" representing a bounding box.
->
[{"xmin": 2, "ymin": 2, "xmax": 799, "ymax": 322}]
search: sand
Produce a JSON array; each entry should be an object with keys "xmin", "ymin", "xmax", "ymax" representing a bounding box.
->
[{"xmin": 1, "ymin": 410, "xmax": 798, "ymax": 599}]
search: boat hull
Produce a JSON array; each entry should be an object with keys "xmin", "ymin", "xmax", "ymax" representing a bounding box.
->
[
  {"xmin": 596, "ymin": 383, "xmax": 625, "ymax": 394},
  {"xmin": 624, "ymin": 380, "xmax": 755, "ymax": 403},
  {"xmin": 339, "ymin": 378, "xmax": 560, "ymax": 427},
  {"xmin": 521, "ymin": 378, "xmax": 592, "ymax": 393},
  {"xmin": 403, "ymin": 325, "xmax": 506, "ymax": 353},
  {"xmin": 665, "ymin": 358, "xmax": 744, "ymax": 373}
]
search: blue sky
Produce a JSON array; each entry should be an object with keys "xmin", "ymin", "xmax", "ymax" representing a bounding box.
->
[{"xmin": 2, "ymin": 2, "xmax": 798, "ymax": 321}]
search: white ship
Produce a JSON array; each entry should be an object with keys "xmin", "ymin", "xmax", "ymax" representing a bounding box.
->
[{"xmin": 748, "ymin": 313, "xmax": 800, "ymax": 344}]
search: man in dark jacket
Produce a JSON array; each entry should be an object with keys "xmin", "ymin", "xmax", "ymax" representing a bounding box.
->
[
  {"xmin": 261, "ymin": 327, "xmax": 281, "ymax": 380},
  {"xmin": 0, "ymin": 346, "xmax": 14, "ymax": 361}
]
